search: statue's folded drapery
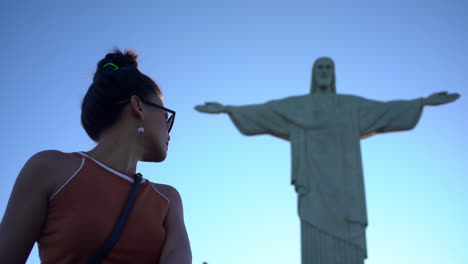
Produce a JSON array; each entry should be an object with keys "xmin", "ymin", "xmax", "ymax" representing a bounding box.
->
[{"xmin": 227, "ymin": 94, "xmax": 423, "ymax": 257}]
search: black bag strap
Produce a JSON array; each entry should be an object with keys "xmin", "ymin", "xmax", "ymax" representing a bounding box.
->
[{"xmin": 86, "ymin": 173, "xmax": 143, "ymax": 264}]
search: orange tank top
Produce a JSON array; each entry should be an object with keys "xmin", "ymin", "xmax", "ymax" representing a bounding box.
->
[{"xmin": 38, "ymin": 152, "xmax": 170, "ymax": 264}]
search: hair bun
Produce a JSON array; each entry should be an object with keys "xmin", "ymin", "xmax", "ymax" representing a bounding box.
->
[{"xmin": 96, "ymin": 48, "xmax": 139, "ymax": 73}]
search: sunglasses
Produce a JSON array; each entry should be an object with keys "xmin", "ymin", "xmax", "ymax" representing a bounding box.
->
[{"xmin": 117, "ymin": 98, "xmax": 176, "ymax": 133}]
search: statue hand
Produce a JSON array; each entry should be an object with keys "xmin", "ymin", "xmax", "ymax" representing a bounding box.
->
[
  {"xmin": 423, "ymin": 91, "xmax": 460, "ymax": 106},
  {"xmin": 194, "ymin": 102, "xmax": 227, "ymax": 114}
]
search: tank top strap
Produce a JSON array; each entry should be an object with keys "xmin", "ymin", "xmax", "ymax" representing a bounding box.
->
[{"xmin": 70, "ymin": 151, "xmax": 85, "ymax": 158}]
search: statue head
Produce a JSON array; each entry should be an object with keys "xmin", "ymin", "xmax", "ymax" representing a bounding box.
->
[{"xmin": 310, "ymin": 57, "xmax": 336, "ymax": 94}]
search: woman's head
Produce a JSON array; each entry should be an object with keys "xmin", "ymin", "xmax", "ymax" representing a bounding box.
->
[{"xmin": 81, "ymin": 49, "xmax": 172, "ymax": 162}]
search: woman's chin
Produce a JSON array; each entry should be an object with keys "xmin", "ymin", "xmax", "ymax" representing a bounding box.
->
[{"xmin": 142, "ymin": 150, "xmax": 167, "ymax": 163}]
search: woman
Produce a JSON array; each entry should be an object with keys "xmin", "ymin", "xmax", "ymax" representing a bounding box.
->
[{"xmin": 0, "ymin": 49, "xmax": 192, "ymax": 263}]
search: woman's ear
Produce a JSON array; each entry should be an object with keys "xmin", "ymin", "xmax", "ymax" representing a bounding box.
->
[{"xmin": 129, "ymin": 95, "xmax": 145, "ymax": 120}]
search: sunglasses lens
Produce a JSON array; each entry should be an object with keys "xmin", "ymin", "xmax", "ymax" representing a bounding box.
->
[{"xmin": 167, "ymin": 115, "xmax": 174, "ymax": 132}]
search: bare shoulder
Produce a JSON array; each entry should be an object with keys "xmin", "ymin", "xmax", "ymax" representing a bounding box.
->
[
  {"xmin": 151, "ymin": 182, "xmax": 183, "ymax": 204},
  {"xmin": 28, "ymin": 149, "xmax": 78, "ymax": 166},
  {"xmin": 22, "ymin": 150, "xmax": 83, "ymax": 197}
]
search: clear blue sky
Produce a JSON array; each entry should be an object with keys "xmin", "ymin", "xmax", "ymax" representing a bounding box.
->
[{"xmin": 1, "ymin": 0, "xmax": 467, "ymax": 263}]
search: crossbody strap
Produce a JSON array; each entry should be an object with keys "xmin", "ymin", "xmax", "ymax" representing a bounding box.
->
[{"xmin": 86, "ymin": 173, "xmax": 143, "ymax": 264}]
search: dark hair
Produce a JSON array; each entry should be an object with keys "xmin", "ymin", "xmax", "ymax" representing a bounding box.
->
[{"xmin": 81, "ymin": 49, "xmax": 161, "ymax": 141}]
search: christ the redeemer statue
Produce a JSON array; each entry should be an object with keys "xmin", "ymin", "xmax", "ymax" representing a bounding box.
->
[{"xmin": 195, "ymin": 57, "xmax": 459, "ymax": 264}]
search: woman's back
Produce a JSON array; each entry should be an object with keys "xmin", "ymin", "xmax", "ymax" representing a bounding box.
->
[{"xmin": 38, "ymin": 151, "xmax": 170, "ymax": 263}]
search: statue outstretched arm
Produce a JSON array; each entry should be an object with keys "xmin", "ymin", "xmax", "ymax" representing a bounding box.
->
[
  {"xmin": 195, "ymin": 101, "xmax": 290, "ymax": 140},
  {"xmin": 422, "ymin": 91, "xmax": 460, "ymax": 106},
  {"xmin": 358, "ymin": 91, "xmax": 460, "ymax": 137},
  {"xmin": 358, "ymin": 97, "xmax": 424, "ymax": 137},
  {"xmin": 194, "ymin": 102, "xmax": 229, "ymax": 114}
]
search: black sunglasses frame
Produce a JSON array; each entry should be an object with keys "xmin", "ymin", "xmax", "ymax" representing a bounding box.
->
[{"xmin": 117, "ymin": 98, "xmax": 176, "ymax": 133}]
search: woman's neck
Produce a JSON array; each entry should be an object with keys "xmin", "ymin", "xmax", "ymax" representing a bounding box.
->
[{"xmin": 85, "ymin": 133, "xmax": 143, "ymax": 176}]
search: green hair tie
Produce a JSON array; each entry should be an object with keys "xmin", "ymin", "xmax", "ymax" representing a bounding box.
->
[{"xmin": 103, "ymin": 63, "xmax": 119, "ymax": 70}]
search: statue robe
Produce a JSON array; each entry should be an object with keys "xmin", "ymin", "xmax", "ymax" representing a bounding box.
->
[{"xmin": 226, "ymin": 94, "xmax": 424, "ymax": 256}]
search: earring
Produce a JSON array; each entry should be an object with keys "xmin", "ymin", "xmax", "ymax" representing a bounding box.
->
[{"xmin": 137, "ymin": 120, "xmax": 144, "ymax": 134}]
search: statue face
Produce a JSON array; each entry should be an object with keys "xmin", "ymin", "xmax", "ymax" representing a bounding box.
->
[{"xmin": 314, "ymin": 58, "xmax": 334, "ymax": 92}]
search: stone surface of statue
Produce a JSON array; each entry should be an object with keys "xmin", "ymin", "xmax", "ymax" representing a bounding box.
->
[{"xmin": 195, "ymin": 57, "xmax": 460, "ymax": 264}]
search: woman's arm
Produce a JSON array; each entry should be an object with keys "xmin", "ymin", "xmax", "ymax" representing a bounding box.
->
[
  {"xmin": 0, "ymin": 151, "xmax": 55, "ymax": 263},
  {"xmin": 156, "ymin": 184, "xmax": 192, "ymax": 264}
]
